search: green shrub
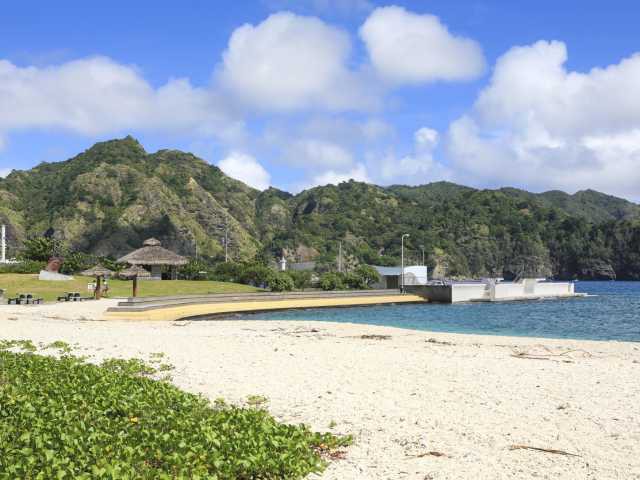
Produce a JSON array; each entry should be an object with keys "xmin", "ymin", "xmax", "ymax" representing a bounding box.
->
[
  {"xmin": 0, "ymin": 350, "xmax": 350, "ymax": 479},
  {"xmin": 0, "ymin": 260, "xmax": 44, "ymax": 274},
  {"xmin": 209, "ymin": 262, "xmax": 244, "ymax": 282},
  {"xmin": 288, "ymin": 270, "xmax": 313, "ymax": 290},
  {"xmin": 238, "ymin": 264, "xmax": 273, "ymax": 287},
  {"xmin": 267, "ymin": 271, "xmax": 295, "ymax": 292},
  {"xmin": 178, "ymin": 259, "xmax": 210, "ymax": 280},
  {"xmin": 351, "ymin": 265, "xmax": 381, "ymax": 289},
  {"xmin": 19, "ymin": 237, "xmax": 64, "ymax": 262},
  {"xmin": 342, "ymin": 272, "xmax": 362, "ymax": 289},
  {"xmin": 59, "ymin": 251, "xmax": 96, "ymax": 274},
  {"xmin": 319, "ymin": 272, "xmax": 345, "ymax": 291}
]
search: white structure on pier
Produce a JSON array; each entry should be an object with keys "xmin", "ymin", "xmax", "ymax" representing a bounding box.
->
[
  {"xmin": 410, "ymin": 278, "xmax": 583, "ymax": 303},
  {"xmin": 371, "ymin": 265, "xmax": 428, "ymax": 289}
]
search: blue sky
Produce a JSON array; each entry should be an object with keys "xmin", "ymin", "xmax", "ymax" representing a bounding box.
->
[{"xmin": 1, "ymin": 0, "xmax": 640, "ymax": 200}]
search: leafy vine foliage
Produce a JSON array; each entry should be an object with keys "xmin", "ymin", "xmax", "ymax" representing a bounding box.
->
[{"xmin": 0, "ymin": 347, "xmax": 350, "ymax": 479}]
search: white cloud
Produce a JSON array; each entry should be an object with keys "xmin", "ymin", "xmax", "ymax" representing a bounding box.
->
[
  {"xmin": 218, "ymin": 152, "xmax": 271, "ymax": 190},
  {"xmin": 374, "ymin": 126, "xmax": 450, "ymax": 184},
  {"xmin": 219, "ymin": 12, "xmax": 375, "ymax": 111},
  {"xmin": 0, "ymin": 57, "xmax": 242, "ymax": 141},
  {"xmin": 415, "ymin": 127, "xmax": 439, "ymax": 150},
  {"xmin": 284, "ymin": 139, "xmax": 354, "ymax": 168},
  {"xmin": 446, "ymin": 41, "xmax": 640, "ymax": 199},
  {"xmin": 308, "ymin": 162, "xmax": 370, "ymax": 187},
  {"xmin": 360, "ymin": 6, "xmax": 485, "ymax": 84}
]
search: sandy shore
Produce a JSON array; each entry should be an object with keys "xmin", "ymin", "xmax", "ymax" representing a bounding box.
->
[{"xmin": 1, "ymin": 301, "xmax": 639, "ymax": 479}]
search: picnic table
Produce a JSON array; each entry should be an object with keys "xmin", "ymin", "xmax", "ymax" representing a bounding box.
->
[
  {"xmin": 8, "ymin": 293, "xmax": 43, "ymax": 305},
  {"xmin": 57, "ymin": 292, "xmax": 93, "ymax": 302}
]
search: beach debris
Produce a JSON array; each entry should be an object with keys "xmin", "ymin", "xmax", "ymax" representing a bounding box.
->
[
  {"xmin": 172, "ymin": 321, "xmax": 191, "ymax": 327},
  {"xmin": 509, "ymin": 444, "xmax": 581, "ymax": 457},
  {"xmin": 246, "ymin": 394, "xmax": 269, "ymax": 408},
  {"xmin": 272, "ymin": 327, "xmax": 329, "ymax": 338},
  {"xmin": 360, "ymin": 334, "xmax": 391, "ymax": 340},
  {"xmin": 406, "ymin": 451, "xmax": 448, "ymax": 458},
  {"xmin": 426, "ymin": 338, "xmax": 453, "ymax": 346},
  {"xmin": 314, "ymin": 443, "xmax": 349, "ymax": 460},
  {"xmin": 511, "ymin": 352, "xmax": 550, "ymax": 361},
  {"xmin": 511, "ymin": 346, "xmax": 593, "ymax": 362}
]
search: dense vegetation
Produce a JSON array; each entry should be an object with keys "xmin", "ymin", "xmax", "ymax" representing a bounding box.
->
[
  {"xmin": 0, "ymin": 342, "xmax": 350, "ymax": 479},
  {"xmin": 1, "ymin": 137, "xmax": 639, "ymax": 280}
]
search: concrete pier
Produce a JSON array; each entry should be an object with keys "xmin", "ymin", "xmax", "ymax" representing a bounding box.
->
[
  {"xmin": 407, "ymin": 279, "xmax": 584, "ymax": 303},
  {"xmin": 105, "ymin": 289, "xmax": 427, "ymax": 321}
]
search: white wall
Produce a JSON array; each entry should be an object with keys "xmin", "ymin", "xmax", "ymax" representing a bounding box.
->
[
  {"xmin": 492, "ymin": 283, "xmax": 525, "ymax": 300},
  {"xmin": 492, "ymin": 281, "xmax": 574, "ymax": 300},
  {"xmin": 533, "ymin": 282, "xmax": 574, "ymax": 296},
  {"xmin": 449, "ymin": 281, "xmax": 576, "ymax": 302},
  {"xmin": 451, "ymin": 284, "xmax": 488, "ymax": 302},
  {"xmin": 403, "ymin": 266, "xmax": 428, "ymax": 286}
]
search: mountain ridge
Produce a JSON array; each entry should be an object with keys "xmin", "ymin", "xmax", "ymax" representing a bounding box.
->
[{"xmin": 1, "ymin": 137, "xmax": 639, "ymax": 279}]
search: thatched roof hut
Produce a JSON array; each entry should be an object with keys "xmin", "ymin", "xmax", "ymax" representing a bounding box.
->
[
  {"xmin": 80, "ymin": 264, "xmax": 114, "ymax": 277},
  {"xmin": 80, "ymin": 264, "xmax": 114, "ymax": 299},
  {"xmin": 118, "ymin": 238, "xmax": 187, "ymax": 280},
  {"xmin": 119, "ymin": 265, "xmax": 151, "ymax": 297},
  {"xmin": 118, "ymin": 265, "xmax": 151, "ymax": 279}
]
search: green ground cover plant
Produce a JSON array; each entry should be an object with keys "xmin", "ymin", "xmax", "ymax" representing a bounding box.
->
[{"xmin": 0, "ymin": 344, "xmax": 351, "ymax": 479}]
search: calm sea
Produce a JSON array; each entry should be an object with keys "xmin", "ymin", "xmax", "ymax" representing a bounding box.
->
[{"xmin": 232, "ymin": 282, "xmax": 640, "ymax": 342}]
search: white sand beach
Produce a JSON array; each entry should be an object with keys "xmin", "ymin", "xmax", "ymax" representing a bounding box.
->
[{"xmin": 1, "ymin": 301, "xmax": 639, "ymax": 479}]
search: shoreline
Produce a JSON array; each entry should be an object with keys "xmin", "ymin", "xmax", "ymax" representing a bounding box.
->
[
  {"xmin": 2, "ymin": 303, "xmax": 639, "ymax": 479},
  {"xmin": 2, "ymin": 299, "xmax": 639, "ymax": 345}
]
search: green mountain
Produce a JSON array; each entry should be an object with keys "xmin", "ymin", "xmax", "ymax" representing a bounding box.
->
[
  {"xmin": 1, "ymin": 137, "xmax": 639, "ymax": 280},
  {"xmin": 0, "ymin": 137, "xmax": 260, "ymax": 260}
]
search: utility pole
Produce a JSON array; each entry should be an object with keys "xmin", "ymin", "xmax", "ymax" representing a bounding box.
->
[
  {"xmin": 401, "ymin": 234, "xmax": 410, "ymax": 293},
  {"xmin": 338, "ymin": 241, "xmax": 342, "ymax": 273},
  {"xmin": 224, "ymin": 219, "xmax": 229, "ymax": 263},
  {"xmin": 420, "ymin": 244, "xmax": 425, "ymax": 266},
  {"xmin": 192, "ymin": 231, "xmax": 198, "ymax": 261}
]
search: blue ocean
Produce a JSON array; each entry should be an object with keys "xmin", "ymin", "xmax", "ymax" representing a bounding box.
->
[{"xmin": 233, "ymin": 282, "xmax": 640, "ymax": 342}]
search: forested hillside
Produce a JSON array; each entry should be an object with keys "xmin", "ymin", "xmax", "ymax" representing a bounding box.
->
[{"xmin": 1, "ymin": 137, "xmax": 639, "ymax": 280}]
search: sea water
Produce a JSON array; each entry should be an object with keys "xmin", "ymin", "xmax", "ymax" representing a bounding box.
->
[{"xmin": 232, "ymin": 282, "xmax": 640, "ymax": 342}]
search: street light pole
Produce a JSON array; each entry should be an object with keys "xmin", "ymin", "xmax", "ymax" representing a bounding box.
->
[
  {"xmin": 193, "ymin": 232, "xmax": 198, "ymax": 261},
  {"xmin": 401, "ymin": 234, "xmax": 409, "ymax": 293}
]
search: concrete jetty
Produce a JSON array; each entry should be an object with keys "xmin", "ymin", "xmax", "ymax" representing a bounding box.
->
[
  {"xmin": 407, "ymin": 279, "xmax": 585, "ymax": 303},
  {"xmin": 105, "ymin": 289, "xmax": 426, "ymax": 321}
]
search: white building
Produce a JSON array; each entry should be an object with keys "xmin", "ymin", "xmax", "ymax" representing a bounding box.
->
[{"xmin": 371, "ymin": 265, "xmax": 428, "ymax": 289}]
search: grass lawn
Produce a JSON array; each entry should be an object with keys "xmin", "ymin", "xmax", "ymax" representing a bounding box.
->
[{"xmin": 0, "ymin": 274, "xmax": 262, "ymax": 302}]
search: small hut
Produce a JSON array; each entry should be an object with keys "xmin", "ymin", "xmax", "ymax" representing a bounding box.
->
[
  {"xmin": 81, "ymin": 264, "xmax": 114, "ymax": 299},
  {"xmin": 119, "ymin": 265, "xmax": 151, "ymax": 297},
  {"xmin": 117, "ymin": 238, "xmax": 187, "ymax": 280}
]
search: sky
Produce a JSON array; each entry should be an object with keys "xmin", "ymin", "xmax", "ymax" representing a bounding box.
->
[{"xmin": 1, "ymin": 0, "xmax": 640, "ymax": 200}]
